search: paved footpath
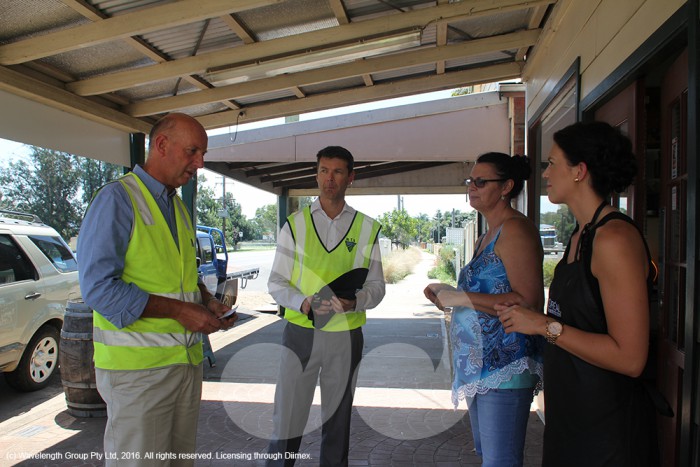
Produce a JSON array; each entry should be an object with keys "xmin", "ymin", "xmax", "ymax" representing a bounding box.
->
[{"xmin": 0, "ymin": 250, "xmax": 543, "ymax": 466}]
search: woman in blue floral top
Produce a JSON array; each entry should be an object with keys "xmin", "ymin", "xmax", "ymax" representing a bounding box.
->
[{"xmin": 424, "ymin": 152, "xmax": 544, "ymax": 467}]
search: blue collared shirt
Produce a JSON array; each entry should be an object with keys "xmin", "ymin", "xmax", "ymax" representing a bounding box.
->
[{"xmin": 77, "ymin": 165, "xmax": 181, "ymax": 328}]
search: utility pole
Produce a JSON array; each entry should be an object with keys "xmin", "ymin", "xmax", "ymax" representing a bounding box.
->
[{"xmin": 221, "ymin": 176, "xmax": 226, "ymax": 240}]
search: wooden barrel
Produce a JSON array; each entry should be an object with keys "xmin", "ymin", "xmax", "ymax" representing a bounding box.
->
[{"xmin": 59, "ymin": 300, "xmax": 106, "ymax": 418}]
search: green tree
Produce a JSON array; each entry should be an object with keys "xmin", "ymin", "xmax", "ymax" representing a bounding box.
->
[
  {"xmin": 79, "ymin": 158, "xmax": 123, "ymax": 205},
  {"xmin": 221, "ymin": 191, "xmax": 255, "ymax": 246},
  {"xmin": 541, "ymin": 206, "xmax": 575, "ymax": 244},
  {"xmin": 0, "ymin": 148, "xmax": 82, "ymax": 239},
  {"xmin": 378, "ymin": 209, "xmax": 418, "ymax": 247},
  {"xmin": 297, "ymin": 196, "xmax": 315, "ymax": 211},
  {"xmin": 253, "ymin": 204, "xmax": 278, "ymax": 240},
  {"xmin": 196, "ymin": 175, "xmax": 255, "ymax": 246},
  {"xmin": 414, "ymin": 213, "xmax": 432, "ymax": 242},
  {"xmin": 451, "ymin": 86, "xmax": 475, "ymax": 96},
  {"xmin": 196, "ymin": 177, "xmax": 221, "ymax": 228},
  {"xmin": 429, "ymin": 209, "xmax": 474, "ymax": 242}
]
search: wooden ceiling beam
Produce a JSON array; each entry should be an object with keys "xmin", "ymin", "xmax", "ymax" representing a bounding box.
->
[
  {"xmin": 436, "ymin": 21, "xmax": 448, "ymax": 75},
  {"xmin": 516, "ymin": 4, "xmax": 549, "ymax": 61},
  {"xmin": 261, "ymin": 167, "xmax": 317, "ymax": 183},
  {"xmin": 244, "ymin": 162, "xmax": 312, "ymax": 177},
  {"xmin": 329, "ymin": 0, "xmax": 350, "ymax": 25},
  {"xmin": 0, "ymin": 0, "xmax": 281, "ymax": 64},
  {"xmin": 0, "ymin": 65, "xmax": 150, "ymax": 133},
  {"xmin": 220, "ymin": 13, "xmax": 257, "ymax": 44},
  {"xmin": 126, "ymin": 29, "xmax": 539, "ymax": 116},
  {"xmin": 61, "ymin": 0, "xmax": 234, "ymax": 112},
  {"xmin": 258, "ymin": 161, "xmax": 382, "ymax": 183},
  {"xmin": 65, "ymin": 0, "xmax": 555, "ymax": 96},
  {"xmin": 196, "ymin": 62, "xmax": 522, "ymax": 130},
  {"xmin": 270, "ymin": 162, "xmax": 446, "ymax": 189}
]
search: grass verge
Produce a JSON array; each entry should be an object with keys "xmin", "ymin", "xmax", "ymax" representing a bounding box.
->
[
  {"xmin": 382, "ymin": 246, "xmax": 422, "ymax": 284},
  {"xmin": 427, "ymin": 247, "xmax": 457, "ymax": 287}
]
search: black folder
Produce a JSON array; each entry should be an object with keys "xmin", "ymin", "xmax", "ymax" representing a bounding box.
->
[{"xmin": 309, "ymin": 268, "xmax": 369, "ymax": 328}]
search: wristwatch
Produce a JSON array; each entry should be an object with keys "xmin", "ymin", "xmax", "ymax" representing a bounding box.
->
[{"xmin": 545, "ymin": 320, "xmax": 563, "ymax": 345}]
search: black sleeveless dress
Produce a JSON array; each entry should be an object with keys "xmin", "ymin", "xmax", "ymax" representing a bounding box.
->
[{"xmin": 542, "ymin": 211, "xmax": 658, "ymax": 467}]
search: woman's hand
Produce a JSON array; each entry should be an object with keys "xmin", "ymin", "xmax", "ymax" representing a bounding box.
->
[
  {"xmin": 495, "ymin": 303, "xmax": 546, "ymax": 336},
  {"xmin": 424, "ymin": 283, "xmax": 456, "ymax": 310},
  {"xmin": 424, "ymin": 283, "xmax": 456, "ymax": 301},
  {"xmin": 436, "ymin": 289, "xmax": 470, "ymax": 309}
]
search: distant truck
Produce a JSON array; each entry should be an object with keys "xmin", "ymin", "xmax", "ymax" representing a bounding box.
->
[
  {"xmin": 195, "ymin": 225, "xmax": 259, "ymax": 366},
  {"xmin": 540, "ymin": 224, "xmax": 565, "ymax": 255}
]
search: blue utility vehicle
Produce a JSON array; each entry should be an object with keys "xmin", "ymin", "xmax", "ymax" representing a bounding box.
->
[{"xmin": 195, "ymin": 225, "xmax": 259, "ymax": 366}]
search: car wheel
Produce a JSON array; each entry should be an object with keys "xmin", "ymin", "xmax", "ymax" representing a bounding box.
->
[{"xmin": 5, "ymin": 325, "xmax": 60, "ymax": 392}]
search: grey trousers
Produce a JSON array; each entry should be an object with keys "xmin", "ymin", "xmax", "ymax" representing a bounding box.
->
[
  {"xmin": 267, "ymin": 323, "xmax": 364, "ymax": 467},
  {"xmin": 96, "ymin": 364, "xmax": 203, "ymax": 467}
]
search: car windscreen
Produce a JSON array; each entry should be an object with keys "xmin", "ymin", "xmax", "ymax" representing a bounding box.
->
[{"xmin": 29, "ymin": 235, "xmax": 78, "ymax": 273}]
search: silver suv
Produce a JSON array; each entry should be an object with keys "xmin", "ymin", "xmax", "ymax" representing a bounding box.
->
[{"xmin": 0, "ymin": 210, "xmax": 80, "ymax": 391}]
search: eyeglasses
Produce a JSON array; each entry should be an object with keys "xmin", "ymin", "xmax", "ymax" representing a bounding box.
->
[{"xmin": 464, "ymin": 177, "xmax": 507, "ymax": 188}]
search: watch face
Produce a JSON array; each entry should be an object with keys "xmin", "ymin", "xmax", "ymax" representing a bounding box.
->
[{"xmin": 548, "ymin": 321, "xmax": 563, "ymax": 335}]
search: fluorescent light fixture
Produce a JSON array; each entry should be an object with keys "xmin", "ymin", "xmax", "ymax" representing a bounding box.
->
[{"xmin": 206, "ymin": 30, "xmax": 422, "ymax": 86}]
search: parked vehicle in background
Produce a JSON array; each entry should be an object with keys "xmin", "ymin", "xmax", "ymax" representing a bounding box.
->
[
  {"xmin": 195, "ymin": 225, "xmax": 259, "ymax": 366},
  {"xmin": 0, "ymin": 210, "xmax": 80, "ymax": 391},
  {"xmin": 196, "ymin": 225, "xmax": 259, "ymax": 306},
  {"xmin": 540, "ymin": 224, "xmax": 565, "ymax": 255}
]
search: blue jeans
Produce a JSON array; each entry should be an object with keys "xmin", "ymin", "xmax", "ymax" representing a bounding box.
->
[{"xmin": 466, "ymin": 388, "xmax": 534, "ymax": 467}]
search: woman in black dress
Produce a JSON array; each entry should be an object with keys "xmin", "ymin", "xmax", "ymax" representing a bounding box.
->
[{"xmin": 496, "ymin": 121, "xmax": 658, "ymax": 466}]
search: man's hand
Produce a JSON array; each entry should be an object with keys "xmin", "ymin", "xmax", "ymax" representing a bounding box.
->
[
  {"xmin": 206, "ymin": 298, "xmax": 238, "ymax": 330},
  {"xmin": 174, "ymin": 301, "xmax": 225, "ymax": 334},
  {"xmin": 336, "ymin": 297, "xmax": 356, "ymax": 312},
  {"xmin": 308, "ymin": 294, "xmax": 333, "ymax": 315},
  {"xmin": 142, "ymin": 295, "xmax": 227, "ymax": 334}
]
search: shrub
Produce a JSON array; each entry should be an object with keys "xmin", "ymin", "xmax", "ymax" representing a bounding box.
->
[
  {"xmin": 383, "ymin": 246, "xmax": 422, "ymax": 284},
  {"xmin": 543, "ymin": 259, "xmax": 558, "ymax": 287},
  {"xmin": 427, "ymin": 247, "xmax": 457, "ymax": 286}
]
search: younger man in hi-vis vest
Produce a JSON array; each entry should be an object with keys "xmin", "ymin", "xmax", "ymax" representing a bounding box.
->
[
  {"xmin": 267, "ymin": 146, "xmax": 386, "ymax": 466},
  {"xmin": 78, "ymin": 113, "xmax": 237, "ymax": 466}
]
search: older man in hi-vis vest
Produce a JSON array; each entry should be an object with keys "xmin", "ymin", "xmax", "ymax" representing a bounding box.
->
[{"xmin": 78, "ymin": 113, "xmax": 237, "ymax": 466}]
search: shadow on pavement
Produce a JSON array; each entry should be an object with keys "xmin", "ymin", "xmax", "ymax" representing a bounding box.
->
[
  {"xmin": 0, "ymin": 372, "xmax": 64, "ymax": 422},
  {"xmin": 203, "ymin": 316, "xmax": 451, "ymax": 390}
]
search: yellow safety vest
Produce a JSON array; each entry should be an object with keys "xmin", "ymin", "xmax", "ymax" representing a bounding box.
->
[
  {"xmin": 285, "ymin": 206, "xmax": 381, "ymax": 331},
  {"xmin": 92, "ymin": 173, "xmax": 202, "ymax": 370}
]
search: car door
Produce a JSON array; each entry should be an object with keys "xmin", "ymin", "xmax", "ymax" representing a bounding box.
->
[
  {"xmin": 0, "ymin": 233, "xmax": 43, "ymax": 370},
  {"xmin": 196, "ymin": 234, "xmax": 218, "ymax": 294},
  {"xmin": 25, "ymin": 234, "xmax": 80, "ymax": 305}
]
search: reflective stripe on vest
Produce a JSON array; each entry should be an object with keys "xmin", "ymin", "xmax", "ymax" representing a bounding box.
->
[
  {"xmin": 92, "ymin": 173, "xmax": 202, "ymax": 370},
  {"xmin": 285, "ymin": 207, "xmax": 381, "ymax": 331}
]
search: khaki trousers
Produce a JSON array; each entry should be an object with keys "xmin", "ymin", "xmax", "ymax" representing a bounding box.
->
[{"xmin": 96, "ymin": 364, "xmax": 203, "ymax": 467}]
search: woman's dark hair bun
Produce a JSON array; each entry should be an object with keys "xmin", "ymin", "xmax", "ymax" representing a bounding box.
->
[
  {"xmin": 475, "ymin": 152, "xmax": 531, "ymax": 200},
  {"xmin": 553, "ymin": 121, "xmax": 637, "ymax": 196},
  {"xmin": 510, "ymin": 154, "xmax": 531, "ymax": 181}
]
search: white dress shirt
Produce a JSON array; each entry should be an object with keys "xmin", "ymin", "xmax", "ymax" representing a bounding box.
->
[{"xmin": 267, "ymin": 198, "xmax": 385, "ymax": 313}]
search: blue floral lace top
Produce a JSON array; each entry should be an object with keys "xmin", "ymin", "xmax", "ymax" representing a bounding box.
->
[{"xmin": 451, "ymin": 228, "xmax": 543, "ymax": 407}]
